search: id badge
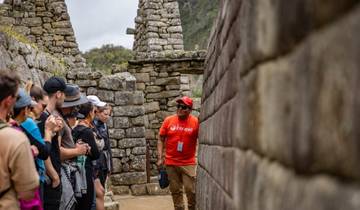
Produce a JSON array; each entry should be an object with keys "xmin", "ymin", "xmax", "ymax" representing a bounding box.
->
[{"xmin": 177, "ymin": 141, "xmax": 184, "ymax": 152}]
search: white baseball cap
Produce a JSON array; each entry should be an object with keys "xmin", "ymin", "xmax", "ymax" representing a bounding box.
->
[{"xmin": 87, "ymin": 95, "xmax": 106, "ymax": 107}]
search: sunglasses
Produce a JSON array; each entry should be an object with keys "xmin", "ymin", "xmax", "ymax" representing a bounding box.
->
[{"xmin": 177, "ymin": 104, "xmax": 191, "ymax": 110}]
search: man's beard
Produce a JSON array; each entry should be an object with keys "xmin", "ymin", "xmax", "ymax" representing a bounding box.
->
[{"xmin": 55, "ymin": 100, "xmax": 63, "ymax": 110}]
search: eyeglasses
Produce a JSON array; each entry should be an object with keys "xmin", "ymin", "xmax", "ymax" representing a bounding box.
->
[{"xmin": 177, "ymin": 104, "xmax": 191, "ymax": 110}]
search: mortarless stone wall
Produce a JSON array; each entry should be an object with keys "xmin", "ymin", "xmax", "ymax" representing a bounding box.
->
[
  {"xmin": 197, "ymin": 0, "xmax": 360, "ymax": 210},
  {"xmin": 67, "ymin": 70, "xmax": 150, "ymax": 196},
  {"xmin": 127, "ymin": 51, "xmax": 205, "ymax": 178},
  {"xmin": 0, "ymin": 0, "xmax": 85, "ymax": 68},
  {"xmin": 133, "ymin": 0, "xmax": 184, "ymax": 59},
  {"xmin": 0, "ymin": 30, "xmax": 67, "ymax": 84}
]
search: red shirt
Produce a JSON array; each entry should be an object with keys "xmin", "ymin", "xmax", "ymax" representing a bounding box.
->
[{"xmin": 159, "ymin": 114, "xmax": 199, "ymax": 166}]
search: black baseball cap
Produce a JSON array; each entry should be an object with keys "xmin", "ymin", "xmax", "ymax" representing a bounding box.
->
[{"xmin": 43, "ymin": 76, "xmax": 67, "ymax": 94}]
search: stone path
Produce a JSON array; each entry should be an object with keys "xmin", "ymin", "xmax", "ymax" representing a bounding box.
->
[{"xmin": 114, "ymin": 195, "xmax": 174, "ymax": 210}]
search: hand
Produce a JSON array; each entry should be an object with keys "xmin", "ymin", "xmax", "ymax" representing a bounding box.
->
[
  {"xmin": 156, "ymin": 158, "xmax": 163, "ymax": 167},
  {"xmin": 51, "ymin": 175, "xmax": 60, "ymax": 188},
  {"xmin": 45, "ymin": 115, "xmax": 58, "ymax": 132},
  {"xmin": 76, "ymin": 142, "xmax": 89, "ymax": 155},
  {"xmin": 54, "ymin": 116, "xmax": 64, "ymax": 132},
  {"xmin": 30, "ymin": 145, "xmax": 39, "ymax": 157}
]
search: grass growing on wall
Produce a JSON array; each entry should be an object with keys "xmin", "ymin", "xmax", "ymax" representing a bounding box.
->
[{"xmin": 0, "ymin": 25, "xmax": 68, "ymax": 77}]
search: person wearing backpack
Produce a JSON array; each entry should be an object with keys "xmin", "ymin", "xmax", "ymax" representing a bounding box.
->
[
  {"xmin": 72, "ymin": 102, "xmax": 101, "ymax": 210},
  {"xmin": 11, "ymin": 88, "xmax": 62, "ymax": 206},
  {"xmin": 0, "ymin": 70, "xmax": 39, "ymax": 209}
]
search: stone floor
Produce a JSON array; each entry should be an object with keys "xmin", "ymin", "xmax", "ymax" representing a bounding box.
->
[{"xmin": 114, "ymin": 195, "xmax": 174, "ymax": 210}]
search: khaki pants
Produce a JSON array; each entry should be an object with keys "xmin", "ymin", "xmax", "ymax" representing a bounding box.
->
[{"xmin": 166, "ymin": 165, "xmax": 196, "ymax": 210}]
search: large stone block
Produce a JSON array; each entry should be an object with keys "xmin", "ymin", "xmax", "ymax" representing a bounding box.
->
[
  {"xmin": 111, "ymin": 186, "xmax": 130, "ymax": 195},
  {"xmin": 111, "ymin": 172, "xmax": 147, "ymax": 185},
  {"xmin": 108, "ymin": 129, "xmax": 125, "ymax": 139},
  {"xmin": 131, "ymin": 116, "xmax": 145, "ymax": 126},
  {"xmin": 146, "ymin": 183, "xmax": 170, "ymax": 195},
  {"xmin": 154, "ymin": 77, "xmax": 180, "ymax": 85},
  {"xmin": 130, "ymin": 155, "xmax": 146, "ymax": 171},
  {"xmin": 134, "ymin": 73, "xmax": 150, "ymax": 83},
  {"xmin": 118, "ymin": 138, "xmax": 146, "ymax": 149},
  {"xmin": 130, "ymin": 184, "xmax": 147, "ymax": 196},
  {"xmin": 21, "ymin": 17, "xmax": 42, "ymax": 26},
  {"xmin": 113, "ymin": 106, "xmax": 145, "ymax": 117},
  {"xmin": 97, "ymin": 90, "xmax": 115, "ymax": 102},
  {"xmin": 132, "ymin": 147, "xmax": 146, "ymax": 155},
  {"xmin": 75, "ymin": 80, "xmax": 97, "ymax": 87},
  {"xmin": 113, "ymin": 117, "xmax": 130, "ymax": 129},
  {"xmin": 144, "ymin": 102, "xmax": 160, "ymax": 113},
  {"xmin": 126, "ymin": 127, "xmax": 146, "ymax": 138},
  {"xmin": 112, "ymin": 158, "xmax": 122, "ymax": 173},
  {"xmin": 99, "ymin": 72, "xmax": 136, "ymax": 91},
  {"xmin": 111, "ymin": 148, "xmax": 126, "ymax": 158},
  {"xmin": 146, "ymin": 86, "xmax": 162, "ymax": 93},
  {"xmin": 146, "ymin": 90, "xmax": 181, "ymax": 99},
  {"xmin": 115, "ymin": 91, "xmax": 144, "ymax": 106}
]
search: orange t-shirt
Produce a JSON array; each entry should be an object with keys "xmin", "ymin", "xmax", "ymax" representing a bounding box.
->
[{"xmin": 159, "ymin": 114, "xmax": 199, "ymax": 166}]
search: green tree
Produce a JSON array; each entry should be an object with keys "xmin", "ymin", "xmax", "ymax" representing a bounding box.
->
[{"xmin": 82, "ymin": 44, "xmax": 134, "ymax": 74}]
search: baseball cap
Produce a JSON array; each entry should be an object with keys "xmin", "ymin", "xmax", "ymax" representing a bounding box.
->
[
  {"xmin": 14, "ymin": 88, "xmax": 37, "ymax": 109},
  {"xmin": 176, "ymin": 96, "xmax": 193, "ymax": 108},
  {"xmin": 43, "ymin": 76, "xmax": 67, "ymax": 94},
  {"xmin": 87, "ymin": 95, "xmax": 106, "ymax": 107}
]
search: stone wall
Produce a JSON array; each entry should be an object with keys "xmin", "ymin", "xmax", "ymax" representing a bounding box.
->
[
  {"xmin": 66, "ymin": 70, "xmax": 150, "ymax": 195},
  {"xmin": 0, "ymin": 0, "xmax": 85, "ymax": 68},
  {"xmin": 127, "ymin": 50, "xmax": 205, "ymax": 178},
  {"xmin": 133, "ymin": 0, "xmax": 184, "ymax": 59},
  {"xmin": 197, "ymin": 1, "xmax": 360, "ymax": 210},
  {"xmin": 0, "ymin": 30, "xmax": 66, "ymax": 84}
]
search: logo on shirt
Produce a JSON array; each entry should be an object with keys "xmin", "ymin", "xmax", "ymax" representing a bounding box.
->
[{"xmin": 169, "ymin": 125, "xmax": 193, "ymax": 132}]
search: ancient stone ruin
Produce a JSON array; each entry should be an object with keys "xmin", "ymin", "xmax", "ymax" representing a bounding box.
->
[
  {"xmin": 0, "ymin": 0, "xmax": 205, "ymax": 199},
  {"xmin": 133, "ymin": 0, "xmax": 184, "ymax": 59},
  {"xmin": 0, "ymin": 0, "xmax": 85, "ymax": 68},
  {"xmin": 197, "ymin": 0, "xmax": 360, "ymax": 210},
  {"xmin": 2, "ymin": 0, "xmax": 360, "ymax": 209}
]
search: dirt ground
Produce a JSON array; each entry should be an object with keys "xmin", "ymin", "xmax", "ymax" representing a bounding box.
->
[{"xmin": 114, "ymin": 195, "xmax": 175, "ymax": 210}]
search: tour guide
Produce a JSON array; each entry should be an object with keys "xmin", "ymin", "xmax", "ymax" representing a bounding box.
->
[{"xmin": 157, "ymin": 96, "xmax": 199, "ymax": 210}]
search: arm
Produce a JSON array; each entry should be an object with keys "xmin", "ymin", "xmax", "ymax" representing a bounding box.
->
[
  {"xmin": 9, "ymin": 131, "xmax": 39, "ymax": 200},
  {"xmin": 44, "ymin": 157, "xmax": 60, "ymax": 187},
  {"xmin": 44, "ymin": 135, "xmax": 60, "ymax": 188},
  {"xmin": 83, "ymin": 129, "xmax": 100, "ymax": 160},
  {"xmin": 60, "ymin": 145, "xmax": 87, "ymax": 160},
  {"xmin": 156, "ymin": 135, "xmax": 166, "ymax": 166},
  {"xmin": 157, "ymin": 118, "xmax": 168, "ymax": 166}
]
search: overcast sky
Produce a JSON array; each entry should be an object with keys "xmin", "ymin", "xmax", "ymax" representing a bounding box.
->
[
  {"xmin": 65, "ymin": 0, "xmax": 138, "ymax": 52},
  {"xmin": 0, "ymin": 0, "xmax": 138, "ymax": 52}
]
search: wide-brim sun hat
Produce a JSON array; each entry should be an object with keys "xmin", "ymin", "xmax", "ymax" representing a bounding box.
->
[{"xmin": 62, "ymin": 84, "xmax": 89, "ymax": 108}]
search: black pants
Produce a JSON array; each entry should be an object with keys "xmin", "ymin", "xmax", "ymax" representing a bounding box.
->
[{"xmin": 43, "ymin": 182, "xmax": 62, "ymax": 210}]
